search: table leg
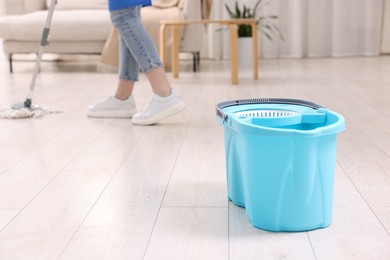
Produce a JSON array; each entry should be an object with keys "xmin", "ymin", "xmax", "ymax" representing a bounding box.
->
[
  {"xmin": 159, "ymin": 24, "xmax": 167, "ymax": 66},
  {"xmin": 251, "ymin": 22, "xmax": 259, "ymax": 80},
  {"xmin": 229, "ymin": 24, "xmax": 239, "ymax": 85},
  {"xmin": 171, "ymin": 25, "xmax": 181, "ymax": 78}
]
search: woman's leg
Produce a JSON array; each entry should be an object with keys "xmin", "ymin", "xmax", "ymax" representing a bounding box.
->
[
  {"xmin": 146, "ymin": 67, "xmax": 171, "ymax": 97},
  {"xmin": 115, "ymin": 35, "xmax": 137, "ymax": 100},
  {"xmin": 86, "ymin": 36, "xmax": 137, "ymax": 118},
  {"xmin": 111, "ymin": 6, "xmax": 172, "ymax": 97},
  {"xmin": 115, "ymin": 79, "xmax": 134, "ymax": 100},
  {"xmin": 112, "ymin": 6, "xmax": 185, "ymax": 125},
  {"xmin": 85, "ymin": 80, "xmax": 137, "ymax": 117},
  {"xmin": 88, "ymin": 6, "xmax": 185, "ymax": 124}
]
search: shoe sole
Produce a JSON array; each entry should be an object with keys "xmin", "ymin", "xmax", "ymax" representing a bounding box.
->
[
  {"xmin": 132, "ymin": 101, "xmax": 186, "ymax": 125},
  {"xmin": 86, "ymin": 109, "xmax": 137, "ymax": 118}
]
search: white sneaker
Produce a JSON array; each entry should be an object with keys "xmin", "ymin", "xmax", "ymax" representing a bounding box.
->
[
  {"xmin": 86, "ymin": 95, "xmax": 136, "ymax": 118},
  {"xmin": 132, "ymin": 90, "xmax": 186, "ymax": 125}
]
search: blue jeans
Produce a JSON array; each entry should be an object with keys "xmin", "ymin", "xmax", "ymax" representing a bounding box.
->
[{"xmin": 110, "ymin": 6, "xmax": 163, "ymax": 81}]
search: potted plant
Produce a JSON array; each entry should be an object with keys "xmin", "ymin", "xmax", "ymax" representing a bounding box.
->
[
  {"xmin": 224, "ymin": 0, "xmax": 283, "ymax": 65},
  {"xmin": 225, "ymin": 0, "xmax": 284, "ymax": 40}
]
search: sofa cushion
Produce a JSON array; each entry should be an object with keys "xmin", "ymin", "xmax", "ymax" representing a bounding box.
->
[
  {"xmin": 46, "ymin": 0, "xmax": 108, "ymax": 10},
  {"xmin": 0, "ymin": 10, "xmax": 111, "ymax": 41},
  {"xmin": 151, "ymin": 0, "xmax": 179, "ymax": 8}
]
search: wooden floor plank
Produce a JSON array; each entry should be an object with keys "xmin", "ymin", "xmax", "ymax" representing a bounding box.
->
[
  {"xmin": 0, "ymin": 210, "xmax": 19, "ymax": 231},
  {"xmin": 59, "ymin": 143, "xmax": 182, "ymax": 260},
  {"xmin": 309, "ymin": 165, "xmax": 390, "ymax": 259},
  {"xmin": 228, "ymin": 203, "xmax": 316, "ymax": 260},
  {"xmin": 0, "ymin": 117, "xmax": 113, "ymax": 209},
  {"xmin": 144, "ymin": 207, "xmax": 228, "ymax": 260},
  {"xmin": 162, "ymin": 108, "xmax": 227, "ymax": 207},
  {"xmin": 0, "ymin": 170, "xmax": 114, "ymax": 259}
]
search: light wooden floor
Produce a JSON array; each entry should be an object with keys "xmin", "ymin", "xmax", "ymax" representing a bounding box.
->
[{"xmin": 0, "ymin": 56, "xmax": 390, "ymax": 260}]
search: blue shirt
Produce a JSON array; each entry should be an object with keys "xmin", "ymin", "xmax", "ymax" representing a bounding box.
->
[{"xmin": 108, "ymin": 0, "xmax": 152, "ymax": 11}]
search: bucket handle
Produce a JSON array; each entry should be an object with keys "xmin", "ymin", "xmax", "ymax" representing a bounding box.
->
[{"xmin": 216, "ymin": 98, "xmax": 323, "ymax": 123}]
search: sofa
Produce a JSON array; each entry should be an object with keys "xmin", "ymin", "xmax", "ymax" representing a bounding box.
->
[{"xmin": 0, "ymin": 0, "xmax": 203, "ymax": 72}]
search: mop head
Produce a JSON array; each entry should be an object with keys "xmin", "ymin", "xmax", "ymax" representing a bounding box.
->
[{"xmin": 0, "ymin": 103, "xmax": 62, "ymax": 119}]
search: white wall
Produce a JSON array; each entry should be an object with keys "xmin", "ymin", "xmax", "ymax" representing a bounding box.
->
[
  {"xmin": 0, "ymin": 0, "xmax": 5, "ymax": 15},
  {"xmin": 382, "ymin": 0, "xmax": 390, "ymax": 53},
  {"xmin": 0, "ymin": 2, "xmax": 4, "ymax": 60}
]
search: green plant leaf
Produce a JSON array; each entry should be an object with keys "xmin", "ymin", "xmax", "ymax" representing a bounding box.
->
[
  {"xmin": 263, "ymin": 30, "xmax": 273, "ymax": 41},
  {"xmin": 224, "ymin": 2, "xmax": 234, "ymax": 18},
  {"xmin": 243, "ymin": 5, "xmax": 247, "ymax": 18},
  {"xmin": 271, "ymin": 23, "xmax": 285, "ymax": 41},
  {"xmin": 223, "ymin": 0, "xmax": 284, "ymax": 41},
  {"xmin": 253, "ymin": 0, "xmax": 263, "ymax": 18},
  {"xmin": 235, "ymin": 2, "xmax": 241, "ymax": 18},
  {"xmin": 258, "ymin": 15, "xmax": 278, "ymax": 22}
]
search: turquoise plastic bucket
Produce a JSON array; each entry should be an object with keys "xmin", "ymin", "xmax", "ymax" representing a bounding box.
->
[{"xmin": 216, "ymin": 99, "xmax": 345, "ymax": 232}]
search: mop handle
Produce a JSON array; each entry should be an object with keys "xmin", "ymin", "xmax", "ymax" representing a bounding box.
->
[
  {"xmin": 41, "ymin": 0, "xmax": 57, "ymax": 47},
  {"xmin": 26, "ymin": 0, "xmax": 57, "ymax": 103}
]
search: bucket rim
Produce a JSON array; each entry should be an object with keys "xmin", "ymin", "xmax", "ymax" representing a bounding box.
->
[{"xmin": 216, "ymin": 98, "xmax": 323, "ymax": 123}]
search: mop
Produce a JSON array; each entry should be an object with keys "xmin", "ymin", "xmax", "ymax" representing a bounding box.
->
[{"xmin": 0, "ymin": 0, "xmax": 61, "ymax": 119}]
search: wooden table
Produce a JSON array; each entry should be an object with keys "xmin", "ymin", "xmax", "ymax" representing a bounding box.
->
[{"xmin": 159, "ymin": 19, "xmax": 259, "ymax": 85}]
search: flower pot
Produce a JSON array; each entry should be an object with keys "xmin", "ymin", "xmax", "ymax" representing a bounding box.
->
[{"xmin": 238, "ymin": 37, "xmax": 254, "ymax": 67}]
